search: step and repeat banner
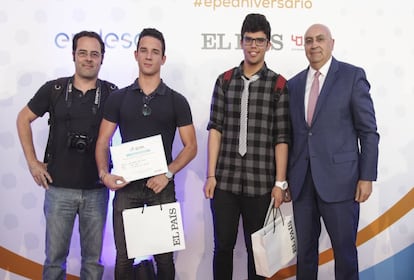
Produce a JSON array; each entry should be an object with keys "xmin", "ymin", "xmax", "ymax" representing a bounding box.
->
[{"xmin": 1, "ymin": 0, "xmax": 413, "ymax": 279}]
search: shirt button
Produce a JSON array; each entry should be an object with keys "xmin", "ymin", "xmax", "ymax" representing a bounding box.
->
[{"xmin": 308, "ymin": 132, "xmax": 313, "ymax": 136}]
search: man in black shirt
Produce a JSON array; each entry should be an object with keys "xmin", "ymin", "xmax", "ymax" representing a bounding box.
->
[
  {"xmin": 95, "ymin": 28, "xmax": 197, "ymax": 280},
  {"xmin": 16, "ymin": 31, "xmax": 117, "ymax": 280}
]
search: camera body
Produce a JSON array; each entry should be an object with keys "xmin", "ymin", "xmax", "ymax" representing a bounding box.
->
[{"xmin": 67, "ymin": 132, "xmax": 92, "ymax": 153}]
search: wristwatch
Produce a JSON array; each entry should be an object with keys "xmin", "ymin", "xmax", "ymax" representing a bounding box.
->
[
  {"xmin": 165, "ymin": 170, "xmax": 174, "ymax": 181},
  {"xmin": 274, "ymin": 180, "xmax": 288, "ymax": 190}
]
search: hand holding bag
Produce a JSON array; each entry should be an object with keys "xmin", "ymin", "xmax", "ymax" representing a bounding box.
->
[
  {"xmin": 251, "ymin": 198, "xmax": 297, "ymax": 277},
  {"xmin": 122, "ymin": 201, "xmax": 186, "ymax": 258}
]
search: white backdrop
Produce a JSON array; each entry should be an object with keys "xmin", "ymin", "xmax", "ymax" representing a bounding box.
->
[{"xmin": 1, "ymin": 0, "xmax": 413, "ymax": 279}]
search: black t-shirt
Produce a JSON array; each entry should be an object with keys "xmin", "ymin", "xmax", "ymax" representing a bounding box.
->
[
  {"xmin": 104, "ymin": 79, "xmax": 193, "ymax": 165},
  {"xmin": 28, "ymin": 77, "xmax": 116, "ymax": 189}
]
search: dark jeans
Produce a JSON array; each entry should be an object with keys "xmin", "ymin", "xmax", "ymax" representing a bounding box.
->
[
  {"xmin": 113, "ymin": 180, "xmax": 176, "ymax": 280},
  {"xmin": 210, "ymin": 188, "xmax": 271, "ymax": 280}
]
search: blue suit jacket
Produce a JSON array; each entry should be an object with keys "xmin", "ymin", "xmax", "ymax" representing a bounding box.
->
[{"xmin": 287, "ymin": 57, "xmax": 379, "ymax": 202}]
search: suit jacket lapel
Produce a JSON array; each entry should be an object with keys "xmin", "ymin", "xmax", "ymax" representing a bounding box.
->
[
  {"xmin": 298, "ymin": 70, "xmax": 308, "ymax": 126},
  {"xmin": 312, "ymin": 57, "xmax": 339, "ymax": 124}
]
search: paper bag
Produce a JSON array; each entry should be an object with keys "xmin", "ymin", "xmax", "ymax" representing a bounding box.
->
[
  {"xmin": 122, "ymin": 202, "xmax": 186, "ymax": 258},
  {"xmin": 251, "ymin": 199, "xmax": 297, "ymax": 277}
]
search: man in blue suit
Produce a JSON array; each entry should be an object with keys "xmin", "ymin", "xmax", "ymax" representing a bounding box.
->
[{"xmin": 287, "ymin": 24, "xmax": 379, "ymax": 280}]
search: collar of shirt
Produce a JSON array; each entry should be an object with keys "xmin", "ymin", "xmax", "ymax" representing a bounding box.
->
[
  {"xmin": 235, "ymin": 61, "xmax": 269, "ymax": 81},
  {"xmin": 130, "ymin": 78, "xmax": 167, "ymax": 96},
  {"xmin": 307, "ymin": 56, "xmax": 333, "ymax": 84}
]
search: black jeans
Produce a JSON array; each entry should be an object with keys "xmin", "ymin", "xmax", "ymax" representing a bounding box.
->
[
  {"xmin": 113, "ymin": 180, "xmax": 176, "ymax": 280},
  {"xmin": 210, "ymin": 188, "xmax": 271, "ymax": 280}
]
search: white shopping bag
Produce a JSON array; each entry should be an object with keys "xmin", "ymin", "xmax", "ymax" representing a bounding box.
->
[
  {"xmin": 251, "ymin": 198, "xmax": 297, "ymax": 277},
  {"xmin": 122, "ymin": 202, "xmax": 186, "ymax": 258}
]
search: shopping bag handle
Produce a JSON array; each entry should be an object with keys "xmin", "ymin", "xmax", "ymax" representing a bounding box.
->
[
  {"xmin": 263, "ymin": 198, "xmax": 285, "ymax": 231},
  {"xmin": 139, "ymin": 198, "xmax": 179, "ymax": 214},
  {"xmin": 264, "ymin": 197, "xmax": 275, "ymax": 225},
  {"xmin": 140, "ymin": 203, "xmax": 164, "ymax": 214}
]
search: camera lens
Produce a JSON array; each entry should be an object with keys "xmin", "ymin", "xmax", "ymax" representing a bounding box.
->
[
  {"xmin": 75, "ymin": 140, "xmax": 87, "ymax": 151},
  {"xmin": 67, "ymin": 133, "xmax": 89, "ymax": 153}
]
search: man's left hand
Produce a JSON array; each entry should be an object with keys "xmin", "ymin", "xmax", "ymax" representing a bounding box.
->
[
  {"xmin": 355, "ymin": 180, "xmax": 373, "ymax": 202},
  {"xmin": 146, "ymin": 174, "xmax": 169, "ymax": 193}
]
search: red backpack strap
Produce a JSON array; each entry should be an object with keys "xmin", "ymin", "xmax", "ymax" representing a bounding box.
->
[
  {"xmin": 221, "ymin": 68, "xmax": 234, "ymax": 93},
  {"xmin": 274, "ymin": 74, "xmax": 287, "ymax": 93},
  {"xmin": 223, "ymin": 68, "xmax": 233, "ymax": 82},
  {"xmin": 273, "ymin": 74, "xmax": 287, "ymax": 102}
]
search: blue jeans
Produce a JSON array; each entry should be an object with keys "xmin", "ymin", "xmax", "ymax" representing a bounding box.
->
[
  {"xmin": 210, "ymin": 189, "xmax": 270, "ymax": 280},
  {"xmin": 112, "ymin": 180, "xmax": 176, "ymax": 280},
  {"xmin": 43, "ymin": 186, "xmax": 109, "ymax": 280}
]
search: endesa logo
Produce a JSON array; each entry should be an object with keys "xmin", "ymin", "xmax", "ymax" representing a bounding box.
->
[{"xmin": 54, "ymin": 29, "xmax": 140, "ymax": 49}]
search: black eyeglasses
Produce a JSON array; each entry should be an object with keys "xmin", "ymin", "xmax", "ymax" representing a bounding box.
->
[
  {"xmin": 243, "ymin": 36, "xmax": 268, "ymax": 47},
  {"xmin": 142, "ymin": 95, "xmax": 155, "ymax": 116}
]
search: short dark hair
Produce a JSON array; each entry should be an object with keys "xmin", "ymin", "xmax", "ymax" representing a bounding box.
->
[
  {"xmin": 241, "ymin": 13, "xmax": 271, "ymax": 40},
  {"xmin": 72, "ymin": 31, "xmax": 105, "ymax": 55},
  {"xmin": 137, "ymin": 28, "xmax": 166, "ymax": 56}
]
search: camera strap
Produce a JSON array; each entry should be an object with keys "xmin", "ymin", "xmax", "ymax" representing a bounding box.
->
[
  {"xmin": 65, "ymin": 77, "xmax": 101, "ymax": 111},
  {"xmin": 64, "ymin": 77, "xmax": 102, "ymax": 134},
  {"xmin": 44, "ymin": 77, "xmax": 117, "ymax": 163}
]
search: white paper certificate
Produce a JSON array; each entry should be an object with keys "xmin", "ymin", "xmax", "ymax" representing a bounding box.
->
[{"xmin": 110, "ymin": 134, "xmax": 168, "ymax": 182}]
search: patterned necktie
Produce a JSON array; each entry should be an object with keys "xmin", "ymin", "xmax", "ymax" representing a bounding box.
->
[
  {"xmin": 239, "ymin": 75, "xmax": 259, "ymax": 156},
  {"xmin": 307, "ymin": 71, "xmax": 321, "ymax": 126}
]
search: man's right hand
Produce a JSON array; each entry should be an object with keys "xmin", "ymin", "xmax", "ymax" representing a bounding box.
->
[
  {"xmin": 101, "ymin": 173, "xmax": 128, "ymax": 191},
  {"xmin": 29, "ymin": 161, "xmax": 52, "ymax": 189},
  {"xmin": 204, "ymin": 176, "xmax": 216, "ymax": 199}
]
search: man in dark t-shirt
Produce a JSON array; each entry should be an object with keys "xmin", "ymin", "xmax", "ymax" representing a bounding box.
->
[
  {"xmin": 95, "ymin": 28, "xmax": 197, "ymax": 280},
  {"xmin": 16, "ymin": 31, "xmax": 117, "ymax": 279}
]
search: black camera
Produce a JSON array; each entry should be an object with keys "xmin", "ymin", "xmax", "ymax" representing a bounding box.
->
[{"xmin": 67, "ymin": 132, "xmax": 91, "ymax": 153}]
